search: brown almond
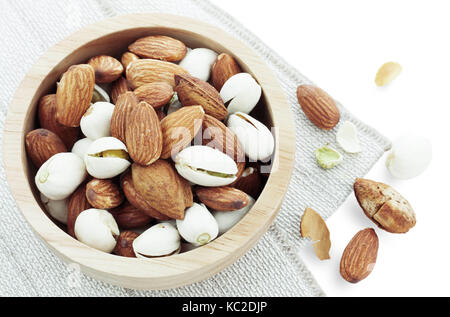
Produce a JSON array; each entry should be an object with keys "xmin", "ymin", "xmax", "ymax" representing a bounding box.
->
[
  {"xmin": 175, "ymin": 74, "xmax": 228, "ymax": 121},
  {"xmin": 156, "ymin": 109, "xmax": 166, "ymax": 121},
  {"xmin": 231, "ymin": 166, "xmax": 263, "ymax": 199},
  {"xmin": 86, "ymin": 179, "xmax": 124, "ymax": 209},
  {"xmin": 128, "ymin": 35, "xmax": 187, "ymax": 62},
  {"xmin": 110, "ymin": 202, "xmax": 152, "ymax": 229},
  {"xmin": 121, "ymin": 52, "xmax": 139, "ymax": 70},
  {"xmin": 114, "ymin": 231, "xmax": 139, "ymax": 257},
  {"xmin": 126, "ymin": 59, "xmax": 188, "ymax": 89},
  {"xmin": 340, "ymin": 228, "xmax": 379, "ymax": 283},
  {"xmin": 88, "ymin": 55, "xmax": 124, "ymax": 84},
  {"xmin": 134, "ymin": 82, "xmax": 174, "ymax": 109},
  {"xmin": 56, "ymin": 64, "xmax": 95, "ymax": 127},
  {"xmin": 297, "ymin": 85, "xmax": 340, "ymax": 130},
  {"xmin": 195, "ymin": 187, "xmax": 249, "ymax": 211},
  {"xmin": 25, "ymin": 129, "xmax": 67, "ymax": 167},
  {"xmin": 67, "ymin": 184, "xmax": 91, "ymax": 237},
  {"xmin": 110, "ymin": 92, "xmax": 139, "ymax": 144},
  {"xmin": 211, "ymin": 53, "xmax": 242, "ymax": 91},
  {"xmin": 111, "ymin": 77, "xmax": 132, "ymax": 105}
]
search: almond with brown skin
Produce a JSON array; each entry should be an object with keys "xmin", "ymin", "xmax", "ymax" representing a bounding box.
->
[
  {"xmin": 156, "ymin": 109, "xmax": 166, "ymax": 121},
  {"xmin": 175, "ymin": 74, "xmax": 228, "ymax": 121},
  {"xmin": 231, "ymin": 166, "xmax": 263, "ymax": 199},
  {"xmin": 111, "ymin": 77, "xmax": 132, "ymax": 104},
  {"xmin": 114, "ymin": 231, "xmax": 139, "ymax": 257},
  {"xmin": 132, "ymin": 160, "xmax": 188, "ymax": 220},
  {"xmin": 88, "ymin": 55, "xmax": 124, "ymax": 84},
  {"xmin": 128, "ymin": 35, "xmax": 187, "ymax": 62},
  {"xmin": 86, "ymin": 179, "xmax": 124, "ymax": 209},
  {"xmin": 67, "ymin": 184, "xmax": 91, "ymax": 237},
  {"xmin": 126, "ymin": 59, "xmax": 188, "ymax": 89},
  {"xmin": 110, "ymin": 202, "xmax": 152, "ymax": 229},
  {"xmin": 121, "ymin": 52, "xmax": 139, "ymax": 70},
  {"xmin": 211, "ymin": 53, "xmax": 242, "ymax": 91},
  {"xmin": 195, "ymin": 187, "xmax": 249, "ymax": 211},
  {"xmin": 297, "ymin": 85, "xmax": 340, "ymax": 130},
  {"xmin": 25, "ymin": 129, "xmax": 67, "ymax": 167},
  {"xmin": 110, "ymin": 92, "xmax": 139, "ymax": 144},
  {"xmin": 160, "ymin": 105, "xmax": 204, "ymax": 159},
  {"xmin": 134, "ymin": 82, "xmax": 174, "ymax": 109},
  {"xmin": 56, "ymin": 64, "xmax": 95, "ymax": 127},
  {"xmin": 38, "ymin": 94, "xmax": 79, "ymax": 149},
  {"xmin": 340, "ymin": 228, "xmax": 379, "ymax": 283},
  {"xmin": 121, "ymin": 171, "xmax": 170, "ymax": 221},
  {"xmin": 125, "ymin": 101, "xmax": 163, "ymax": 165}
]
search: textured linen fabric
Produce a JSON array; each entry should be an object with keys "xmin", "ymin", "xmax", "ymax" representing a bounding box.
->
[{"xmin": 0, "ymin": 0, "xmax": 391, "ymax": 297}]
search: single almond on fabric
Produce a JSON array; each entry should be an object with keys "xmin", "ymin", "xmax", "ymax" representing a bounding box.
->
[
  {"xmin": 179, "ymin": 48, "xmax": 218, "ymax": 81},
  {"xmin": 211, "ymin": 53, "xmax": 242, "ymax": 91},
  {"xmin": 220, "ymin": 73, "xmax": 261, "ymax": 115},
  {"xmin": 336, "ymin": 121, "xmax": 362, "ymax": 153},
  {"xmin": 132, "ymin": 160, "xmax": 189, "ymax": 220},
  {"xmin": 175, "ymin": 74, "xmax": 227, "ymax": 121},
  {"xmin": 160, "ymin": 105, "xmax": 204, "ymax": 159},
  {"xmin": 231, "ymin": 166, "xmax": 263, "ymax": 199},
  {"xmin": 86, "ymin": 179, "xmax": 124, "ymax": 210},
  {"xmin": 114, "ymin": 231, "xmax": 139, "ymax": 257},
  {"xmin": 300, "ymin": 207, "xmax": 331, "ymax": 261},
  {"xmin": 125, "ymin": 101, "xmax": 163, "ymax": 166},
  {"xmin": 38, "ymin": 94, "xmax": 79, "ymax": 149},
  {"xmin": 126, "ymin": 58, "xmax": 188, "ymax": 89},
  {"xmin": 110, "ymin": 202, "xmax": 152, "ymax": 229},
  {"xmin": 67, "ymin": 184, "xmax": 92, "ymax": 237},
  {"xmin": 110, "ymin": 92, "xmax": 139, "ymax": 144},
  {"xmin": 195, "ymin": 187, "xmax": 249, "ymax": 212},
  {"xmin": 121, "ymin": 52, "xmax": 139, "ymax": 70},
  {"xmin": 88, "ymin": 55, "xmax": 124, "ymax": 84},
  {"xmin": 354, "ymin": 178, "xmax": 416, "ymax": 234},
  {"xmin": 121, "ymin": 171, "xmax": 170, "ymax": 221},
  {"xmin": 375, "ymin": 62, "xmax": 402, "ymax": 87},
  {"xmin": 340, "ymin": 228, "xmax": 379, "ymax": 283},
  {"xmin": 297, "ymin": 85, "xmax": 340, "ymax": 130},
  {"xmin": 128, "ymin": 35, "xmax": 187, "ymax": 62},
  {"xmin": 134, "ymin": 82, "xmax": 174, "ymax": 109},
  {"xmin": 26, "ymin": 129, "xmax": 67, "ymax": 167},
  {"xmin": 202, "ymin": 114, "xmax": 245, "ymax": 162},
  {"xmin": 56, "ymin": 64, "xmax": 95, "ymax": 127},
  {"xmin": 111, "ymin": 77, "xmax": 132, "ymax": 104}
]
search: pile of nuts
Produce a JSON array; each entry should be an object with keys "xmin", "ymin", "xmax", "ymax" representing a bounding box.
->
[{"xmin": 26, "ymin": 35, "xmax": 275, "ymax": 257}]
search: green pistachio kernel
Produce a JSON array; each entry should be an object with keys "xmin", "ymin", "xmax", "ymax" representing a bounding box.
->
[{"xmin": 315, "ymin": 146, "xmax": 343, "ymax": 169}]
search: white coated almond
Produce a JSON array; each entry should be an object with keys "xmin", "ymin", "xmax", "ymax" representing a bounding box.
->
[
  {"xmin": 40, "ymin": 193, "xmax": 69, "ymax": 224},
  {"xmin": 179, "ymin": 48, "xmax": 218, "ymax": 81},
  {"xmin": 220, "ymin": 73, "xmax": 262, "ymax": 115},
  {"xmin": 133, "ymin": 223, "xmax": 180, "ymax": 258},
  {"xmin": 80, "ymin": 102, "xmax": 115, "ymax": 140},
  {"xmin": 176, "ymin": 203, "xmax": 218, "ymax": 246},
  {"xmin": 71, "ymin": 138, "xmax": 93, "ymax": 159},
  {"xmin": 213, "ymin": 196, "xmax": 255, "ymax": 235}
]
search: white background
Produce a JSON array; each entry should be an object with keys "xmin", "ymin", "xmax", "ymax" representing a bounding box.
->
[{"xmin": 211, "ymin": 0, "xmax": 448, "ymax": 296}]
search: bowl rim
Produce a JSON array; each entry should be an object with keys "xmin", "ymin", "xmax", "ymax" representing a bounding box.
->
[{"xmin": 2, "ymin": 13, "xmax": 295, "ymax": 290}]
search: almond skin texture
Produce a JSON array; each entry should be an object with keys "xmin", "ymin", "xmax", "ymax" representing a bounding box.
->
[
  {"xmin": 67, "ymin": 184, "xmax": 91, "ymax": 237},
  {"xmin": 111, "ymin": 77, "xmax": 132, "ymax": 105},
  {"xmin": 114, "ymin": 231, "xmax": 139, "ymax": 257},
  {"xmin": 121, "ymin": 52, "xmax": 139, "ymax": 70},
  {"xmin": 38, "ymin": 94, "xmax": 79, "ymax": 149},
  {"xmin": 126, "ymin": 59, "xmax": 188, "ymax": 89},
  {"xmin": 202, "ymin": 114, "xmax": 245, "ymax": 162},
  {"xmin": 175, "ymin": 74, "xmax": 228, "ymax": 121},
  {"xmin": 340, "ymin": 228, "xmax": 379, "ymax": 283},
  {"xmin": 354, "ymin": 178, "xmax": 416, "ymax": 233},
  {"xmin": 132, "ymin": 160, "xmax": 188, "ymax": 220},
  {"xmin": 56, "ymin": 64, "xmax": 95, "ymax": 127},
  {"xmin": 121, "ymin": 171, "xmax": 170, "ymax": 220},
  {"xmin": 26, "ymin": 129, "xmax": 67, "ymax": 167},
  {"xmin": 110, "ymin": 92, "xmax": 139, "ymax": 144},
  {"xmin": 88, "ymin": 55, "xmax": 124, "ymax": 84},
  {"xmin": 110, "ymin": 202, "xmax": 152, "ymax": 229},
  {"xmin": 231, "ymin": 166, "xmax": 263, "ymax": 199},
  {"xmin": 211, "ymin": 53, "xmax": 242, "ymax": 91},
  {"xmin": 128, "ymin": 35, "xmax": 187, "ymax": 62},
  {"xmin": 160, "ymin": 106, "xmax": 205, "ymax": 159},
  {"xmin": 195, "ymin": 187, "xmax": 249, "ymax": 211},
  {"xmin": 126, "ymin": 101, "xmax": 163, "ymax": 166},
  {"xmin": 297, "ymin": 85, "xmax": 340, "ymax": 130},
  {"xmin": 86, "ymin": 179, "xmax": 124, "ymax": 210},
  {"xmin": 134, "ymin": 82, "xmax": 174, "ymax": 109}
]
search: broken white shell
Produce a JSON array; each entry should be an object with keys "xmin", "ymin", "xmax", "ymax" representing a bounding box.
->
[
  {"xmin": 386, "ymin": 135, "xmax": 432, "ymax": 179},
  {"xmin": 166, "ymin": 93, "xmax": 182, "ymax": 115},
  {"xmin": 40, "ymin": 193, "xmax": 68, "ymax": 224},
  {"xmin": 179, "ymin": 48, "xmax": 218, "ymax": 81},
  {"xmin": 213, "ymin": 196, "xmax": 255, "ymax": 235},
  {"xmin": 35, "ymin": 153, "xmax": 86, "ymax": 200},
  {"xmin": 84, "ymin": 137, "xmax": 131, "ymax": 179},
  {"xmin": 227, "ymin": 112, "xmax": 275, "ymax": 161},
  {"xmin": 133, "ymin": 223, "xmax": 180, "ymax": 258},
  {"xmin": 74, "ymin": 209, "xmax": 119, "ymax": 253},
  {"xmin": 220, "ymin": 73, "xmax": 262, "ymax": 115},
  {"xmin": 71, "ymin": 138, "xmax": 93, "ymax": 159},
  {"xmin": 80, "ymin": 102, "xmax": 115, "ymax": 140},
  {"xmin": 336, "ymin": 121, "xmax": 362, "ymax": 153},
  {"xmin": 175, "ymin": 146, "xmax": 238, "ymax": 187},
  {"xmin": 176, "ymin": 203, "xmax": 219, "ymax": 246},
  {"xmin": 92, "ymin": 84, "xmax": 110, "ymax": 103}
]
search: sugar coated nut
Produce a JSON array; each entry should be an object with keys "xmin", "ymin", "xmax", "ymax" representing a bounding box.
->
[
  {"xmin": 80, "ymin": 102, "xmax": 115, "ymax": 140},
  {"xmin": 132, "ymin": 223, "xmax": 180, "ymax": 258},
  {"xmin": 220, "ymin": 73, "xmax": 261, "ymax": 115},
  {"xmin": 213, "ymin": 196, "xmax": 255, "ymax": 235},
  {"xmin": 176, "ymin": 203, "xmax": 219, "ymax": 246},
  {"xmin": 179, "ymin": 48, "xmax": 218, "ymax": 81},
  {"xmin": 40, "ymin": 193, "xmax": 69, "ymax": 224},
  {"xmin": 71, "ymin": 138, "xmax": 93, "ymax": 159}
]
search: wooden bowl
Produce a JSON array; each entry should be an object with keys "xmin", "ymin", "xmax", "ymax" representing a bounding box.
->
[{"xmin": 2, "ymin": 14, "xmax": 295, "ymax": 289}]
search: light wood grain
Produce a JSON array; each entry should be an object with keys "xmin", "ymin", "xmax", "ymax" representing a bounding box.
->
[{"xmin": 2, "ymin": 13, "xmax": 295, "ymax": 290}]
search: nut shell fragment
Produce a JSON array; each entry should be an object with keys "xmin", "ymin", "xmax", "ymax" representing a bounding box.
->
[{"xmin": 300, "ymin": 207, "xmax": 331, "ymax": 261}]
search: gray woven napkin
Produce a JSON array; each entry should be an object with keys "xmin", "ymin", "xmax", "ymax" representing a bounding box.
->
[{"xmin": 0, "ymin": 0, "xmax": 391, "ymax": 297}]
